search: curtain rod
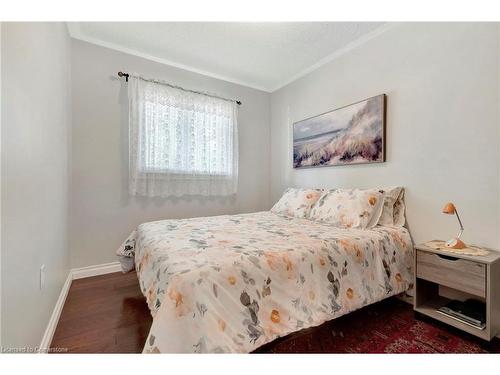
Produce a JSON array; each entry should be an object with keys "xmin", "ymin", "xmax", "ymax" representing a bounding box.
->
[{"xmin": 117, "ymin": 72, "xmax": 242, "ymax": 106}]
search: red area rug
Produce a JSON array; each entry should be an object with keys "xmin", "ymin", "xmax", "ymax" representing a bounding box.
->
[{"xmin": 255, "ymin": 297, "xmax": 500, "ymax": 353}]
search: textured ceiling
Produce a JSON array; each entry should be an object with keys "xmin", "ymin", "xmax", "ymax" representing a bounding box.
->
[{"xmin": 68, "ymin": 22, "xmax": 386, "ymax": 92}]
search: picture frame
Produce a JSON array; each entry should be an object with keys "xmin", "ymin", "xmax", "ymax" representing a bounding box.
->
[{"xmin": 292, "ymin": 94, "xmax": 386, "ymax": 169}]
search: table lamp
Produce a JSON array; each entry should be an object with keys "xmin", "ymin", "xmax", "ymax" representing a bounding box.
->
[{"xmin": 442, "ymin": 202, "xmax": 466, "ymax": 249}]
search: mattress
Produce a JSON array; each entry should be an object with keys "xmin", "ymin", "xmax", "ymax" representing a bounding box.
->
[{"xmin": 125, "ymin": 211, "xmax": 413, "ymax": 353}]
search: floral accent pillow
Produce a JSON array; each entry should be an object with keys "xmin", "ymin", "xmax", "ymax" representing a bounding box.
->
[
  {"xmin": 271, "ymin": 188, "xmax": 323, "ymax": 218},
  {"xmin": 309, "ymin": 188, "xmax": 385, "ymax": 229},
  {"xmin": 377, "ymin": 187, "xmax": 406, "ymax": 226}
]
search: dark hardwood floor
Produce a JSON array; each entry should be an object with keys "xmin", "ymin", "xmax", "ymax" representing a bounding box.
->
[
  {"xmin": 51, "ymin": 272, "xmax": 152, "ymax": 353},
  {"xmin": 51, "ymin": 272, "xmax": 500, "ymax": 353}
]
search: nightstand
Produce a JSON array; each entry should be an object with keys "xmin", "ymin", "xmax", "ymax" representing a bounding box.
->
[{"xmin": 414, "ymin": 243, "xmax": 500, "ymax": 340}]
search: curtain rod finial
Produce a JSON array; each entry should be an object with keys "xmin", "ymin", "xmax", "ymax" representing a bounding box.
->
[{"xmin": 118, "ymin": 71, "xmax": 129, "ymax": 82}]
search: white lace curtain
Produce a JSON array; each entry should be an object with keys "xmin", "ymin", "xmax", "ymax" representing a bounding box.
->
[{"xmin": 128, "ymin": 75, "xmax": 238, "ymax": 197}]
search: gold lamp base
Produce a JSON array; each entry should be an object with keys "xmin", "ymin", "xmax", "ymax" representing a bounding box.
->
[{"xmin": 445, "ymin": 238, "xmax": 466, "ymax": 249}]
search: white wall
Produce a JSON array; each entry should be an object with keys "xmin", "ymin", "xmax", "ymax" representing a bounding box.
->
[
  {"xmin": 1, "ymin": 23, "xmax": 71, "ymax": 348},
  {"xmin": 70, "ymin": 40, "xmax": 271, "ymax": 268},
  {"xmin": 270, "ymin": 23, "xmax": 499, "ymax": 249}
]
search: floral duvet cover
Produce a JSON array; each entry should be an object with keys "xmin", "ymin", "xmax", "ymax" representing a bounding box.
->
[{"xmin": 122, "ymin": 211, "xmax": 413, "ymax": 353}]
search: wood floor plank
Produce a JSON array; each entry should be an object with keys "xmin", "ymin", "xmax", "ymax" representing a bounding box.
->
[
  {"xmin": 51, "ymin": 271, "xmax": 152, "ymax": 353},
  {"xmin": 50, "ymin": 271, "xmax": 500, "ymax": 353}
]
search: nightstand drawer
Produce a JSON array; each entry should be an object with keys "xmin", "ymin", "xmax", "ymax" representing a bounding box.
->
[{"xmin": 416, "ymin": 250, "xmax": 486, "ymax": 297}]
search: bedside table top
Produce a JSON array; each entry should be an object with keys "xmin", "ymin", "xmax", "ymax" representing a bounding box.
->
[{"xmin": 415, "ymin": 242, "xmax": 500, "ymax": 265}]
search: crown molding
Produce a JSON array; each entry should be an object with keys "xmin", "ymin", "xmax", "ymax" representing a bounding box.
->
[
  {"xmin": 270, "ymin": 22, "xmax": 401, "ymax": 92},
  {"xmin": 67, "ymin": 22, "xmax": 399, "ymax": 94},
  {"xmin": 66, "ymin": 22, "xmax": 271, "ymax": 92}
]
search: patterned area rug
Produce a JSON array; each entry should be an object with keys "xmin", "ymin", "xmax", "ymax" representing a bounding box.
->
[{"xmin": 255, "ymin": 297, "xmax": 500, "ymax": 353}]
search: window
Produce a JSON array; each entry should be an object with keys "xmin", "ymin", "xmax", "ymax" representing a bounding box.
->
[{"xmin": 128, "ymin": 75, "xmax": 238, "ymax": 197}]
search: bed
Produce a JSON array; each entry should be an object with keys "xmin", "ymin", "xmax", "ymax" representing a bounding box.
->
[{"xmin": 119, "ymin": 204, "xmax": 413, "ymax": 353}]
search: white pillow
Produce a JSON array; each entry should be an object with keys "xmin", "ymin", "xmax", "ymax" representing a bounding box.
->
[
  {"xmin": 271, "ymin": 188, "xmax": 323, "ymax": 218},
  {"xmin": 377, "ymin": 187, "xmax": 405, "ymax": 226},
  {"xmin": 309, "ymin": 188, "xmax": 385, "ymax": 229}
]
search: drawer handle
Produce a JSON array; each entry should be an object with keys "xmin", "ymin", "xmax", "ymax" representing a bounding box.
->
[{"xmin": 437, "ymin": 254, "xmax": 459, "ymax": 261}]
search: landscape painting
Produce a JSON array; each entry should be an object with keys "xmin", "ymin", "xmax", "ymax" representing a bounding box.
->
[{"xmin": 293, "ymin": 94, "xmax": 386, "ymax": 168}]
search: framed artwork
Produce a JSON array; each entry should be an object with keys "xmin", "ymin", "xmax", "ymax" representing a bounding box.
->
[{"xmin": 293, "ymin": 94, "xmax": 386, "ymax": 169}]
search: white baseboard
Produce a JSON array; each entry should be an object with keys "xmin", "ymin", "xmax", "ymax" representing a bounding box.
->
[
  {"xmin": 38, "ymin": 261, "xmax": 123, "ymax": 352},
  {"xmin": 38, "ymin": 272, "xmax": 72, "ymax": 353},
  {"xmin": 71, "ymin": 261, "xmax": 121, "ymax": 280}
]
